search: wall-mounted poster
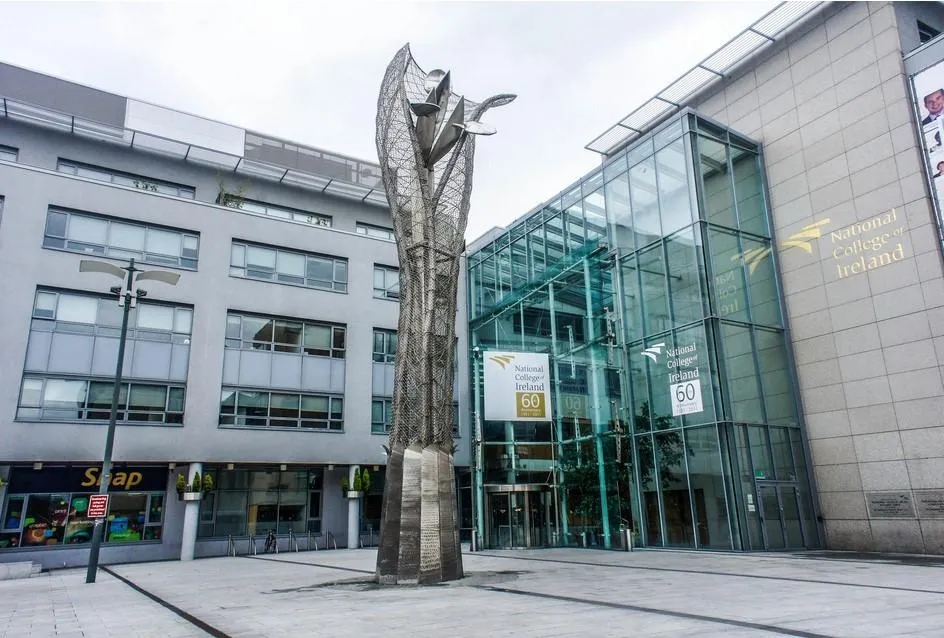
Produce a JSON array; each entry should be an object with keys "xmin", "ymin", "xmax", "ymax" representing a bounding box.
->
[{"xmin": 912, "ymin": 58, "xmax": 944, "ymax": 214}]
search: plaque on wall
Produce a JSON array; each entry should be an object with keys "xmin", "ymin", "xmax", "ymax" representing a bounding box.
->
[
  {"xmin": 915, "ymin": 491, "xmax": 944, "ymax": 519},
  {"xmin": 865, "ymin": 491, "xmax": 916, "ymax": 519}
]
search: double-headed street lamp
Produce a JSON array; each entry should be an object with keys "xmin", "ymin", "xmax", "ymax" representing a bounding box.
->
[{"xmin": 79, "ymin": 258, "xmax": 180, "ymax": 584}]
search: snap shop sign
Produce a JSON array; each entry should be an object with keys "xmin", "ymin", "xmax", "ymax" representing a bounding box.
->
[
  {"xmin": 484, "ymin": 351, "xmax": 551, "ymax": 422},
  {"xmin": 7, "ymin": 465, "xmax": 169, "ymax": 494}
]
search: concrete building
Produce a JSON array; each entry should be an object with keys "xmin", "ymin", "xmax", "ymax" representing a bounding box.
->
[
  {"xmin": 0, "ymin": 62, "xmax": 472, "ymax": 568},
  {"xmin": 467, "ymin": 1, "xmax": 944, "ymax": 554}
]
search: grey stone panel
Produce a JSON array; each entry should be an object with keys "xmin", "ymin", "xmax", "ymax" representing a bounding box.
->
[
  {"xmin": 869, "ymin": 519, "xmax": 925, "ymax": 553},
  {"xmin": 852, "ymin": 432, "xmax": 904, "ymax": 463},
  {"xmin": 848, "ymin": 403, "xmax": 898, "ymax": 436},
  {"xmin": 858, "ymin": 460, "xmax": 911, "ymax": 491}
]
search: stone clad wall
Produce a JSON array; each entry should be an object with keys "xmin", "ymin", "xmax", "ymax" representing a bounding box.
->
[{"xmin": 691, "ymin": 1, "xmax": 944, "ymax": 553}]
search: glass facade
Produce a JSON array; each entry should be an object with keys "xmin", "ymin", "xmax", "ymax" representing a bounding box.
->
[{"xmin": 467, "ymin": 114, "xmax": 818, "ymax": 552}]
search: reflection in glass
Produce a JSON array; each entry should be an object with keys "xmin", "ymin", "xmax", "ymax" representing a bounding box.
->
[
  {"xmin": 630, "ymin": 156, "xmax": 660, "ymax": 248},
  {"xmin": 698, "ymin": 136, "xmax": 735, "ymax": 228},
  {"xmin": 721, "ymin": 323, "xmax": 763, "ymax": 422},
  {"xmin": 656, "ymin": 139, "xmax": 693, "ymax": 235},
  {"xmin": 731, "ymin": 146, "xmax": 767, "ymax": 236},
  {"xmin": 686, "ymin": 426, "xmax": 731, "ymax": 549}
]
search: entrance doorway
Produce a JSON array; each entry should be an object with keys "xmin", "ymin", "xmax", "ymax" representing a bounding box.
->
[
  {"xmin": 756, "ymin": 482, "xmax": 805, "ymax": 550},
  {"xmin": 485, "ymin": 485, "xmax": 551, "ymax": 549}
]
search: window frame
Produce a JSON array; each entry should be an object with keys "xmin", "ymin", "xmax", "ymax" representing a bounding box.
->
[
  {"xmin": 16, "ymin": 376, "xmax": 186, "ymax": 425},
  {"xmin": 373, "ymin": 264, "xmax": 400, "ymax": 300},
  {"xmin": 0, "ymin": 145, "xmax": 18, "ymax": 162},
  {"xmin": 225, "ymin": 311, "xmax": 345, "ymax": 358},
  {"xmin": 230, "ymin": 241, "xmax": 348, "ymax": 293},
  {"xmin": 356, "ymin": 223, "xmax": 395, "ymax": 241},
  {"xmin": 219, "ymin": 387, "xmax": 344, "ymax": 431},
  {"xmin": 372, "ymin": 329, "xmax": 397, "ymax": 363},
  {"xmin": 220, "ymin": 195, "xmax": 332, "ymax": 228},
  {"xmin": 42, "ymin": 208, "xmax": 200, "ymax": 270},
  {"xmin": 57, "ymin": 159, "xmax": 195, "ymax": 199}
]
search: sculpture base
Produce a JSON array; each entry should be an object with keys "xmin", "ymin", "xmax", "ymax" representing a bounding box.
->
[{"xmin": 376, "ymin": 444, "xmax": 464, "ymax": 584}]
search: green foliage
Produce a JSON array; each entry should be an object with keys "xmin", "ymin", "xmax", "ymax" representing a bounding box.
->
[
  {"xmin": 340, "ymin": 476, "xmax": 349, "ymax": 492},
  {"xmin": 176, "ymin": 474, "xmax": 186, "ymax": 494},
  {"xmin": 190, "ymin": 472, "xmax": 201, "ymax": 493},
  {"xmin": 202, "ymin": 473, "xmax": 214, "ymax": 493},
  {"xmin": 360, "ymin": 469, "xmax": 371, "ymax": 493},
  {"xmin": 217, "ymin": 176, "xmax": 250, "ymax": 209},
  {"xmin": 352, "ymin": 472, "xmax": 363, "ymax": 492}
]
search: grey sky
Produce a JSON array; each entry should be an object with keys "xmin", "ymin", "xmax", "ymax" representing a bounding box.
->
[{"xmin": 2, "ymin": 1, "xmax": 776, "ymax": 240}]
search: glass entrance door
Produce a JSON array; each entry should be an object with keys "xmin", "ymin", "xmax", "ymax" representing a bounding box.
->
[
  {"xmin": 756, "ymin": 482, "xmax": 805, "ymax": 550},
  {"xmin": 486, "ymin": 489, "xmax": 549, "ymax": 548}
]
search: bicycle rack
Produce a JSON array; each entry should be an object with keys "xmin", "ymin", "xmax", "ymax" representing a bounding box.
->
[
  {"xmin": 307, "ymin": 530, "xmax": 318, "ymax": 551},
  {"xmin": 227, "ymin": 534, "xmax": 236, "ymax": 557},
  {"xmin": 248, "ymin": 533, "xmax": 257, "ymax": 555},
  {"xmin": 288, "ymin": 529, "xmax": 299, "ymax": 552},
  {"xmin": 326, "ymin": 530, "xmax": 337, "ymax": 550}
]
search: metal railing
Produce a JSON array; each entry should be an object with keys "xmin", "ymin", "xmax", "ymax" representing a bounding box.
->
[
  {"xmin": 247, "ymin": 533, "xmax": 257, "ymax": 555},
  {"xmin": 227, "ymin": 534, "xmax": 237, "ymax": 557}
]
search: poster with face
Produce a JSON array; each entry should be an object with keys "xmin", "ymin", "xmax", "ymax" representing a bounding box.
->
[{"xmin": 913, "ymin": 58, "xmax": 944, "ymax": 206}]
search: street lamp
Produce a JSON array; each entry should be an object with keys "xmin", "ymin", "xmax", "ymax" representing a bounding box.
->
[{"xmin": 80, "ymin": 258, "xmax": 180, "ymax": 584}]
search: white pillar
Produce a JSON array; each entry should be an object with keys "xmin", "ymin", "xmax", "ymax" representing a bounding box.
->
[
  {"xmin": 179, "ymin": 462, "xmax": 202, "ymax": 561},
  {"xmin": 347, "ymin": 465, "xmax": 360, "ymax": 549}
]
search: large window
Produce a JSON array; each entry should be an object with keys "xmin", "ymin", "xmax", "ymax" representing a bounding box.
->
[
  {"xmin": 17, "ymin": 377, "xmax": 185, "ymax": 424},
  {"xmin": 371, "ymin": 397, "xmax": 393, "ymax": 434},
  {"xmin": 226, "ymin": 312, "xmax": 345, "ymax": 358},
  {"xmin": 371, "ymin": 399, "xmax": 458, "ymax": 435},
  {"xmin": 32, "ymin": 289, "xmax": 192, "ymax": 338},
  {"xmin": 0, "ymin": 145, "xmax": 18, "ymax": 162},
  {"xmin": 220, "ymin": 195, "xmax": 331, "ymax": 228},
  {"xmin": 219, "ymin": 388, "xmax": 343, "ymax": 431},
  {"xmin": 230, "ymin": 241, "xmax": 348, "ymax": 292},
  {"xmin": 43, "ymin": 208, "xmax": 199, "ymax": 270},
  {"xmin": 198, "ymin": 468, "xmax": 323, "ymax": 537},
  {"xmin": 57, "ymin": 159, "xmax": 195, "ymax": 199},
  {"xmin": 372, "ymin": 329, "xmax": 397, "ymax": 363},
  {"xmin": 373, "ymin": 265, "xmax": 400, "ymax": 300},
  {"xmin": 1, "ymin": 490, "xmax": 163, "ymax": 548},
  {"xmin": 356, "ymin": 223, "xmax": 395, "ymax": 241}
]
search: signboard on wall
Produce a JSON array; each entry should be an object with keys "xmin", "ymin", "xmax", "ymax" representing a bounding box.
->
[
  {"xmin": 483, "ymin": 351, "xmax": 551, "ymax": 422},
  {"xmin": 912, "ymin": 58, "xmax": 944, "ymax": 220}
]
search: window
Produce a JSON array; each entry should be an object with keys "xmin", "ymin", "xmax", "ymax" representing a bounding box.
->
[
  {"xmin": 219, "ymin": 388, "xmax": 343, "ymax": 431},
  {"xmin": 57, "ymin": 159, "xmax": 195, "ymax": 199},
  {"xmin": 372, "ymin": 399, "xmax": 459, "ymax": 435},
  {"xmin": 230, "ymin": 241, "xmax": 348, "ymax": 292},
  {"xmin": 371, "ymin": 398, "xmax": 393, "ymax": 433},
  {"xmin": 373, "ymin": 265, "xmax": 400, "ymax": 300},
  {"xmin": 197, "ymin": 468, "xmax": 323, "ymax": 537},
  {"xmin": 919, "ymin": 20, "xmax": 941, "ymax": 44},
  {"xmin": 16, "ymin": 376, "xmax": 185, "ymax": 424},
  {"xmin": 32, "ymin": 290, "xmax": 192, "ymax": 338},
  {"xmin": 220, "ymin": 195, "xmax": 332, "ymax": 228},
  {"xmin": 356, "ymin": 223, "xmax": 395, "ymax": 241},
  {"xmin": 225, "ymin": 312, "xmax": 345, "ymax": 358},
  {"xmin": 372, "ymin": 329, "xmax": 397, "ymax": 363},
  {"xmin": 43, "ymin": 208, "xmax": 199, "ymax": 269},
  {"xmin": 1, "ymin": 490, "xmax": 163, "ymax": 548},
  {"xmin": 0, "ymin": 145, "xmax": 17, "ymax": 162}
]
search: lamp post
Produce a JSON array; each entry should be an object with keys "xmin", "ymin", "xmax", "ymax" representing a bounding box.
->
[{"xmin": 80, "ymin": 258, "xmax": 180, "ymax": 584}]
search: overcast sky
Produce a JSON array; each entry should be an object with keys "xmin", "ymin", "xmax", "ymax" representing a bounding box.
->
[{"xmin": 2, "ymin": 1, "xmax": 776, "ymax": 240}]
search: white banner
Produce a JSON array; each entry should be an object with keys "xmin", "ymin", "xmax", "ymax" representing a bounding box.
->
[{"xmin": 483, "ymin": 351, "xmax": 551, "ymax": 422}]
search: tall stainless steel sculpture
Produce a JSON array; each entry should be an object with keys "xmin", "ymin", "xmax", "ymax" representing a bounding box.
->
[{"xmin": 375, "ymin": 44, "xmax": 514, "ymax": 584}]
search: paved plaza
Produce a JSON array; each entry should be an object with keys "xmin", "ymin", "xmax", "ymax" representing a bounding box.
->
[{"xmin": 2, "ymin": 547, "xmax": 944, "ymax": 637}]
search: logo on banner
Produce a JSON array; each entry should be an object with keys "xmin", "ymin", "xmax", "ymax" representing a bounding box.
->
[{"xmin": 483, "ymin": 351, "xmax": 551, "ymax": 422}]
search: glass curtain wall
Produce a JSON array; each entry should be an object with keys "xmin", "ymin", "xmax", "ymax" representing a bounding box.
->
[{"xmin": 468, "ymin": 113, "xmax": 818, "ymax": 552}]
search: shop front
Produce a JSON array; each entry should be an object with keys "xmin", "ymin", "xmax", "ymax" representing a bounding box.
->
[{"xmin": 1, "ymin": 464, "xmax": 169, "ymax": 553}]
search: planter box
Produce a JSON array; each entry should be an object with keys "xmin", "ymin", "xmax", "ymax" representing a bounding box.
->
[
  {"xmin": 346, "ymin": 491, "xmax": 365, "ymax": 499},
  {"xmin": 180, "ymin": 492, "xmax": 203, "ymax": 502}
]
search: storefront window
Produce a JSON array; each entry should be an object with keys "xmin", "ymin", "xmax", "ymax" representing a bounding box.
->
[
  {"xmin": 0, "ymin": 466, "xmax": 168, "ymax": 550},
  {"xmin": 197, "ymin": 467, "xmax": 324, "ymax": 537}
]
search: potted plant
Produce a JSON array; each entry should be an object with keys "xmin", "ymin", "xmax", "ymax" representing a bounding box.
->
[
  {"xmin": 179, "ymin": 471, "xmax": 204, "ymax": 501},
  {"xmin": 202, "ymin": 473, "xmax": 214, "ymax": 493}
]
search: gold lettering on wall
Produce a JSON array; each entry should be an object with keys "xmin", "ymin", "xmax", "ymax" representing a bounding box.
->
[{"xmin": 829, "ymin": 209, "xmax": 906, "ymax": 279}]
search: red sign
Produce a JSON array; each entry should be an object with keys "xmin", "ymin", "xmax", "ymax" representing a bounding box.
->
[{"xmin": 87, "ymin": 494, "xmax": 109, "ymax": 519}]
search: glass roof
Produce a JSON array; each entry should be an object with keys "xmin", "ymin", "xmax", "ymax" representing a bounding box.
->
[{"xmin": 586, "ymin": 1, "xmax": 823, "ymax": 156}]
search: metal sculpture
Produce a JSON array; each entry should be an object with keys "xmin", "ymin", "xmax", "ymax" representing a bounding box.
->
[{"xmin": 375, "ymin": 44, "xmax": 514, "ymax": 584}]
